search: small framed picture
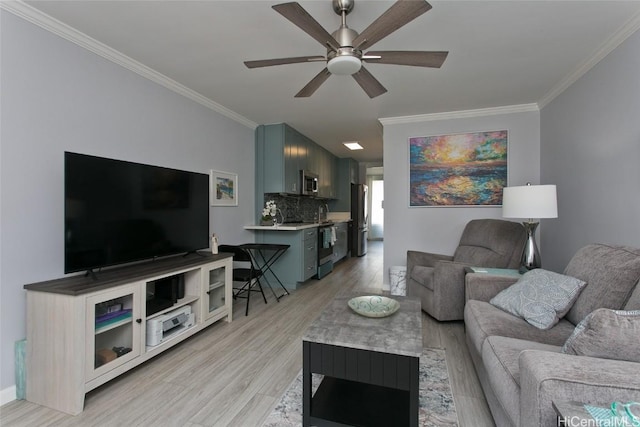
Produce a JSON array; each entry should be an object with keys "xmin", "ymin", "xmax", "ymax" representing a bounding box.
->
[{"xmin": 210, "ymin": 170, "xmax": 238, "ymax": 206}]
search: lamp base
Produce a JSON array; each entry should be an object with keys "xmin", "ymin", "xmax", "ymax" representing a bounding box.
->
[{"xmin": 520, "ymin": 221, "xmax": 541, "ymax": 272}]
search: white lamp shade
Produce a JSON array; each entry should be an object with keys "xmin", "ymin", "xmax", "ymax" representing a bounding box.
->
[{"xmin": 502, "ymin": 184, "xmax": 558, "ymax": 219}]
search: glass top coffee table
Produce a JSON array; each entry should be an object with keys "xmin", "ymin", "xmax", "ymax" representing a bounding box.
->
[{"xmin": 302, "ymin": 292, "xmax": 423, "ymax": 427}]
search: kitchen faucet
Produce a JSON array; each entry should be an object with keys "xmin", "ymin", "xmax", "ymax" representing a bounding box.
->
[{"xmin": 317, "ymin": 203, "xmax": 330, "ymax": 223}]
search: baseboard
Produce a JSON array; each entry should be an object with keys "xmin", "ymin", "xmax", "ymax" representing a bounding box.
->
[{"xmin": 1, "ymin": 385, "xmax": 16, "ymax": 406}]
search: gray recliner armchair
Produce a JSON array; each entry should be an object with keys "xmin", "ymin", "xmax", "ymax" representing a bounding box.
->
[{"xmin": 407, "ymin": 219, "xmax": 526, "ymax": 321}]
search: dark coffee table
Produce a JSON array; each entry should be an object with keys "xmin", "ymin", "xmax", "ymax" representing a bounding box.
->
[{"xmin": 302, "ymin": 292, "xmax": 423, "ymax": 427}]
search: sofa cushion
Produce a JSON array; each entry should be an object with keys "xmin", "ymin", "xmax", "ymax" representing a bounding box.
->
[
  {"xmin": 489, "ymin": 269, "xmax": 586, "ymax": 329},
  {"xmin": 624, "ymin": 282, "xmax": 640, "ymax": 310},
  {"xmin": 410, "ymin": 265, "xmax": 435, "ymax": 291},
  {"xmin": 482, "ymin": 336, "xmax": 562, "ymax": 426},
  {"xmin": 561, "ymin": 308, "xmax": 640, "ymax": 363},
  {"xmin": 464, "ymin": 300, "xmax": 575, "ymax": 358},
  {"xmin": 454, "ymin": 245, "xmax": 509, "ymax": 267},
  {"xmin": 453, "ymin": 219, "xmax": 525, "ymax": 268},
  {"xmin": 565, "ymin": 244, "xmax": 640, "ymax": 325}
]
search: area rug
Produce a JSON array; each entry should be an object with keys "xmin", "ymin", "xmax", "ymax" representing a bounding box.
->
[{"xmin": 262, "ymin": 347, "xmax": 458, "ymax": 426}]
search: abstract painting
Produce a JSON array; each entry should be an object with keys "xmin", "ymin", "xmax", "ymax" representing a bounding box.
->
[
  {"xmin": 210, "ymin": 170, "xmax": 238, "ymax": 206},
  {"xmin": 409, "ymin": 130, "xmax": 508, "ymax": 206}
]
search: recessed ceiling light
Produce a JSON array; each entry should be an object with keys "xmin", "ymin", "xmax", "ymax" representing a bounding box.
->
[{"xmin": 343, "ymin": 141, "xmax": 363, "ymax": 150}]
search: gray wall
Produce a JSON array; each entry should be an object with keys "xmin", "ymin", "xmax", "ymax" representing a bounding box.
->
[
  {"xmin": 540, "ymin": 29, "xmax": 640, "ymax": 272},
  {"xmin": 0, "ymin": 11, "xmax": 256, "ymax": 392},
  {"xmin": 382, "ymin": 109, "xmax": 540, "ymax": 283}
]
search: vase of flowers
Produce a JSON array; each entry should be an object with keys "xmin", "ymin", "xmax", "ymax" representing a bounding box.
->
[{"xmin": 261, "ymin": 200, "xmax": 277, "ymax": 226}]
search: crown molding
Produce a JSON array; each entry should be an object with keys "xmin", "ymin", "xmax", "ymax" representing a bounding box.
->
[
  {"xmin": 1, "ymin": 1, "xmax": 258, "ymax": 130},
  {"xmin": 538, "ymin": 9, "xmax": 640, "ymax": 109},
  {"xmin": 378, "ymin": 103, "xmax": 539, "ymax": 126}
]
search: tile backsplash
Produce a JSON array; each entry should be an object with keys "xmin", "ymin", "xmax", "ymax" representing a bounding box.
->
[{"xmin": 263, "ymin": 194, "xmax": 330, "ymax": 223}]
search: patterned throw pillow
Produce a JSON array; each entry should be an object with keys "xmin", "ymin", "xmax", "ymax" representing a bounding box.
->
[
  {"xmin": 490, "ymin": 269, "xmax": 587, "ymax": 329},
  {"xmin": 562, "ymin": 308, "xmax": 640, "ymax": 362}
]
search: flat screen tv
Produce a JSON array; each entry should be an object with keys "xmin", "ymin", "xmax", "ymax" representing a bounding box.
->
[{"xmin": 65, "ymin": 152, "xmax": 210, "ymax": 274}]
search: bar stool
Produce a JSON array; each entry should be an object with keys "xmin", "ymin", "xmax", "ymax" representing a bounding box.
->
[
  {"xmin": 218, "ymin": 245, "xmax": 267, "ymax": 316},
  {"xmin": 239, "ymin": 243, "xmax": 291, "ymax": 301}
]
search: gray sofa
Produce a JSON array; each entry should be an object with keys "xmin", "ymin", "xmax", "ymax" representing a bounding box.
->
[
  {"xmin": 464, "ymin": 243, "xmax": 640, "ymax": 426},
  {"xmin": 407, "ymin": 219, "xmax": 526, "ymax": 321}
]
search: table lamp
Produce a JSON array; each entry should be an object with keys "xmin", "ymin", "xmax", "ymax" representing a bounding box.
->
[{"xmin": 502, "ymin": 183, "xmax": 558, "ymax": 271}]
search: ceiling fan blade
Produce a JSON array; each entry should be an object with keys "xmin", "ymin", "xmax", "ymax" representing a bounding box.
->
[
  {"xmin": 363, "ymin": 50, "xmax": 448, "ymax": 68},
  {"xmin": 272, "ymin": 2, "xmax": 340, "ymax": 51},
  {"xmin": 352, "ymin": 67, "xmax": 387, "ymax": 98},
  {"xmin": 352, "ymin": 0, "xmax": 432, "ymax": 51},
  {"xmin": 244, "ymin": 56, "xmax": 325, "ymax": 69},
  {"xmin": 295, "ymin": 68, "xmax": 331, "ymax": 97}
]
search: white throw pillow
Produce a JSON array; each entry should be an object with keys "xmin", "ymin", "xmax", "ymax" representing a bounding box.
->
[{"xmin": 490, "ymin": 269, "xmax": 587, "ymax": 329}]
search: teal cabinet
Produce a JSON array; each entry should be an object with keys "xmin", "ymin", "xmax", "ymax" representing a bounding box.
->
[
  {"xmin": 256, "ymin": 123, "xmax": 342, "ymax": 202},
  {"xmin": 255, "ymin": 228, "xmax": 318, "ymax": 289},
  {"xmin": 317, "ymin": 147, "xmax": 327, "ymax": 197},
  {"xmin": 316, "ymin": 146, "xmax": 339, "ymax": 199},
  {"xmin": 298, "ymin": 133, "xmax": 312, "ymax": 173},
  {"xmin": 330, "ymin": 158, "xmax": 359, "ymax": 212},
  {"xmin": 333, "ymin": 222, "xmax": 350, "ymax": 262},
  {"xmin": 302, "ymin": 228, "xmax": 319, "ymax": 280},
  {"xmin": 256, "ymin": 123, "xmax": 306, "ymax": 195},
  {"xmin": 283, "ymin": 125, "xmax": 299, "ymax": 194},
  {"xmin": 306, "ymin": 138, "xmax": 317, "ymax": 176}
]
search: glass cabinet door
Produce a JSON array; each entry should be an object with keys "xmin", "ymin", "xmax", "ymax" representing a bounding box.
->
[
  {"xmin": 86, "ymin": 285, "xmax": 141, "ymax": 380},
  {"xmin": 204, "ymin": 265, "xmax": 227, "ymax": 321}
]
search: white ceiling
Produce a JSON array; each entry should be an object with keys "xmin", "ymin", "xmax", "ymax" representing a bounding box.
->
[{"xmin": 18, "ymin": 0, "xmax": 640, "ymax": 162}]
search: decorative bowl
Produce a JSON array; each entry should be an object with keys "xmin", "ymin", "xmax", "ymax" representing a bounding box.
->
[{"xmin": 348, "ymin": 296, "xmax": 400, "ymax": 318}]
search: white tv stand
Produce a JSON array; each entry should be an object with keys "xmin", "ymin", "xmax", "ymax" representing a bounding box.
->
[{"xmin": 23, "ymin": 252, "xmax": 233, "ymax": 415}]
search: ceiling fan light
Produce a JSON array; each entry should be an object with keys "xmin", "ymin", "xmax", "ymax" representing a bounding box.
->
[{"xmin": 327, "ymin": 55, "xmax": 362, "ymax": 75}]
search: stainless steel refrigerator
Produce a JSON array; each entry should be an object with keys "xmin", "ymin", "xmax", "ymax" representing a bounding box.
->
[{"xmin": 351, "ymin": 184, "xmax": 368, "ymax": 257}]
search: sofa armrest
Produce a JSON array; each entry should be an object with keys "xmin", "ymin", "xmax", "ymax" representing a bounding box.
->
[
  {"xmin": 406, "ymin": 250, "xmax": 453, "ymax": 273},
  {"xmin": 465, "ymin": 273, "xmax": 519, "ymax": 303},
  {"xmin": 430, "ymin": 260, "xmax": 471, "ymax": 320},
  {"xmin": 519, "ymin": 350, "xmax": 640, "ymax": 427}
]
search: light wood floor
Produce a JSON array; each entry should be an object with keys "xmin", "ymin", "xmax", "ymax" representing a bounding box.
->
[{"xmin": 0, "ymin": 241, "xmax": 494, "ymax": 426}]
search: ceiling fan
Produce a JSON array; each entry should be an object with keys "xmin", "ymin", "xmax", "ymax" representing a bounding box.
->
[{"xmin": 244, "ymin": 0, "xmax": 448, "ymax": 98}]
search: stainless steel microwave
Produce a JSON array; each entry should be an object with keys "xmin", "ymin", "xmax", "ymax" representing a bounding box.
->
[{"xmin": 300, "ymin": 170, "xmax": 318, "ymax": 196}]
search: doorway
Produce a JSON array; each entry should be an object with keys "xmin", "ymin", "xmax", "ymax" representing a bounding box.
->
[{"xmin": 367, "ymin": 168, "xmax": 383, "ymax": 241}]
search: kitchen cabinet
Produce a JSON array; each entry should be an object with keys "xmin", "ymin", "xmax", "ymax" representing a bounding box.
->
[
  {"xmin": 302, "ymin": 228, "xmax": 319, "ymax": 280},
  {"xmin": 255, "ymin": 124, "xmax": 291, "ymax": 194},
  {"xmin": 305, "ymin": 136, "xmax": 317, "ymax": 178},
  {"xmin": 256, "ymin": 123, "xmax": 309, "ymax": 195},
  {"xmin": 316, "ymin": 146, "xmax": 339, "ymax": 199},
  {"xmin": 317, "ymin": 147, "xmax": 328, "ymax": 197},
  {"xmin": 330, "ymin": 158, "xmax": 359, "ymax": 212},
  {"xmin": 333, "ymin": 221, "xmax": 350, "ymax": 263},
  {"xmin": 298, "ymin": 133, "xmax": 313, "ymax": 173},
  {"xmin": 255, "ymin": 123, "xmax": 339, "ymax": 205},
  {"xmin": 254, "ymin": 227, "xmax": 318, "ymax": 289},
  {"xmin": 284, "ymin": 125, "xmax": 300, "ymax": 193}
]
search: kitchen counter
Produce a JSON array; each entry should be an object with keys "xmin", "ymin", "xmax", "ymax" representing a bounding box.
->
[
  {"xmin": 244, "ymin": 219, "xmax": 350, "ymax": 231},
  {"xmin": 244, "ymin": 219, "xmax": 351, "ymax": 289},
  {"xmin": 244, "ymin": 223, "xmax": 317, "ymax": 231}
]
